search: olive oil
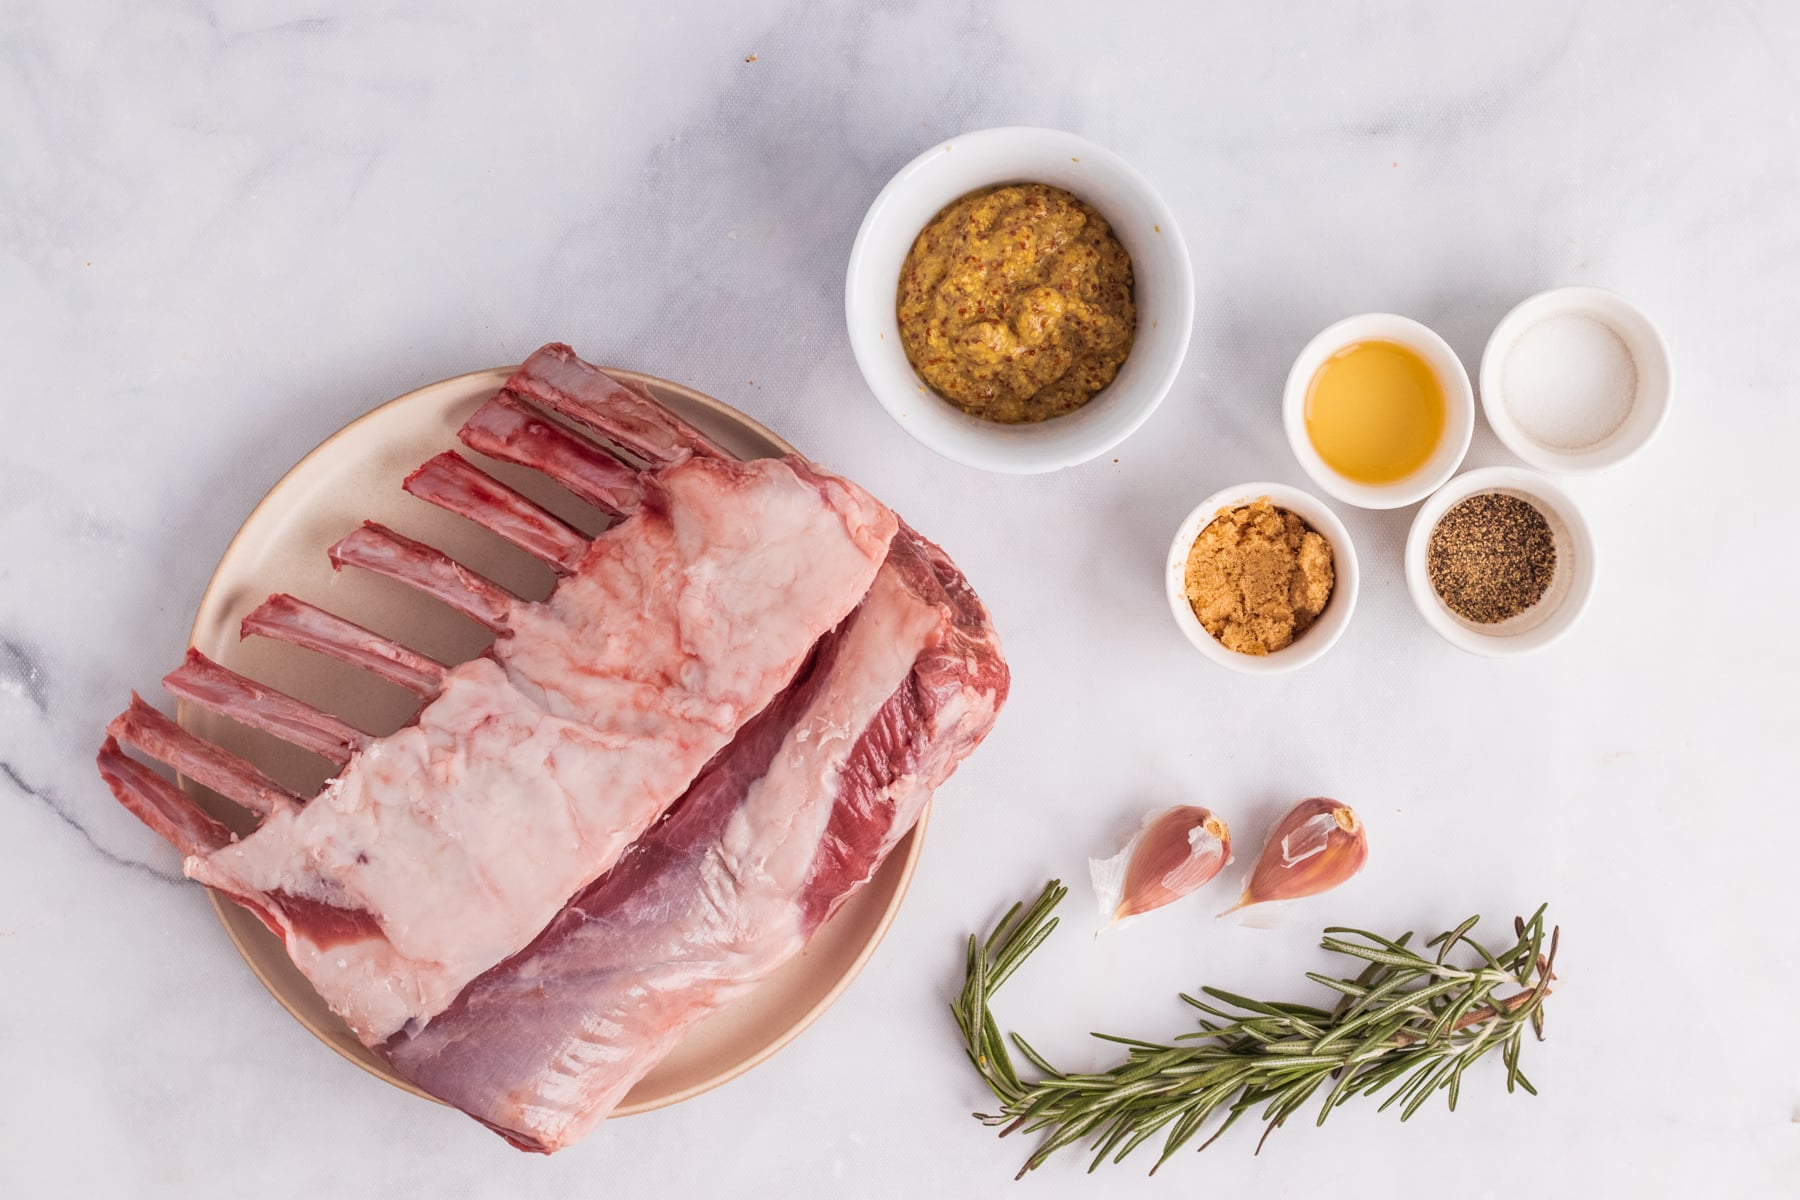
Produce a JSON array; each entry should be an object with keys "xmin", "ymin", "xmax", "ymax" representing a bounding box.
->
[{"xmin": 1304, "ymin": 340, "xmax": 1446, "ymax": 484}]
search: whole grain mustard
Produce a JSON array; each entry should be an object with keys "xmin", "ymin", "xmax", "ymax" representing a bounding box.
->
[{"xmin": 896, "ymin": 183, "xmax": 1136, "ymax": 423}]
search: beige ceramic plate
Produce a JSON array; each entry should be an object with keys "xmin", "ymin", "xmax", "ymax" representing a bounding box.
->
[{"xmin": 177, "ymin": 366, "xmax": 926, "ymax": 1116}]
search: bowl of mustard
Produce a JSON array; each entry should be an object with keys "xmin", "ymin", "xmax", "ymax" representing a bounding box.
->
[{"xmin": 847, "ymin": 127, "xmax": 1194, "ymax": 474}]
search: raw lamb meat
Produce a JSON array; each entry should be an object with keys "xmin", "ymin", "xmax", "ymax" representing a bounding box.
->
[
  {"xmin": 381, "ymin": 526, "xmax": 1006, "ymax": 1153},
  {"xmin": 97, "ymin": 344, "xmax": 1007, "ymax": 1151}
]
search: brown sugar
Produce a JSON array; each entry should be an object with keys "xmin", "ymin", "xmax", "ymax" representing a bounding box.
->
[{"xmin": 1183, "ymin": 499, "xmax": 1335, "ymax": 655}]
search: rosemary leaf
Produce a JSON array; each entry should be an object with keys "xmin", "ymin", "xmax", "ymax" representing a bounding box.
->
[{"xmin": 955, "ymin": 881, "xmax": 1557, "ymax": 1175}]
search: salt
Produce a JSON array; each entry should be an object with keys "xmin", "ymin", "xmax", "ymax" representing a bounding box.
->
[{"xmin": 1501, "ymin": 313, "xmax": 1637, "ymax": 450}]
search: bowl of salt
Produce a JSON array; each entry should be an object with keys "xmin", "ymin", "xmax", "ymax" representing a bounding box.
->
[{"xmin": 1479, "ymin": 286, "xmax": 1671, "ymax": 472}]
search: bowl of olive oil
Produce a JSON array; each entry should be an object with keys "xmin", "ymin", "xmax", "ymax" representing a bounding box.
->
[{"xmin": 1282, "ymin": 314, "xmax": 1474, "ymax": 509}]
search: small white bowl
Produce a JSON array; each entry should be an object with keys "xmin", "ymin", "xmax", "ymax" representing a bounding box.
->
[
  {"xmin": 1404, "ymin": 466, "xmax": 1595, "ymax": 656},
  {"xmin": 1165, "ymin": 482, "xmax": 1359, "ymax": 674},
  {"xmin": 1282, "ymin": 313, "xmax": 1475, "ymax": 509},
  {"xmin": 1479, "ymin": 286, "xmax": 1671, "ymax": 472},
  {"xmin": 845, "ymin": 127, "xmax": 1195, "ymax": 474}
]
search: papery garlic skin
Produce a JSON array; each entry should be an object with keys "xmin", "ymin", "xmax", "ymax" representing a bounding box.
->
[
  {"xmin": 1090, "ymin": 806, "xmax": 1231, "ymax": 924},
  {"xmin": 1278, "ymin": 812, "xmax": 1340, "ymax": 866},
  {"xmin": 1224, "ymin": 797, "xmax": 1367, "ymax": 914}
]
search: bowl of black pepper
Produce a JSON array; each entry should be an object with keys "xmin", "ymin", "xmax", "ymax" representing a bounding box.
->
[{"xmin": 1403, "ymin": 466, "xmax": 1595, "ymax": 656}]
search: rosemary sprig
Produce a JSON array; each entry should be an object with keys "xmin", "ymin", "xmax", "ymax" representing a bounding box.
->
[{"xmin": 953, "ymin": 881, "xmax": 1558, "ymax": 1178}]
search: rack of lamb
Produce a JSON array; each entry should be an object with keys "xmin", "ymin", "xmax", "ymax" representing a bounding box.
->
[{"xmin": 98, "ymin": 344, "xmax": 1008, "ymax": 1152}]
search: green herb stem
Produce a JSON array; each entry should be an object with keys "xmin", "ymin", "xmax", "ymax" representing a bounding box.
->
[{"xmin": 953, "ymin": 881, "xmax": 1558, "ymax": 1177}]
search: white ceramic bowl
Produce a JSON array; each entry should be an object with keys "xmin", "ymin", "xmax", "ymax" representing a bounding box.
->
[
  {"xmin": 1404, "ymin": 466, "xmax": 1595, "ymax": 656},
  {"xmin": 1282, "ymin": 313, "xmax": 1475, "ymax": 509},
  {"xmin": 845, "ymin": 127, "xmax": 1195, "ymax": 474},
  {"xmin": 1165, "ymin": 482, "xmax": 1359, "ymax": 674},
  {"xmin": 1479, "ymin": 286, "xmax": 1671, "ymax": 472}
]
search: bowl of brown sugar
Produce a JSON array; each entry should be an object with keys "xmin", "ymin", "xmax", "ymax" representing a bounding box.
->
[
  {"xmin": 1404, "ymin": 466, "xmax": 1596, "ymax": 656},
  {"xmin": 1165, "ymin": 483, "xmax": 1359, "ymax": 673}
]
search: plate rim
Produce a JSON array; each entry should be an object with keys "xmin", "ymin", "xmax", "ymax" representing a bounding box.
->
[{"xmin": 178, "ymin": 364, "xmax": 929, "ymax": 1118}]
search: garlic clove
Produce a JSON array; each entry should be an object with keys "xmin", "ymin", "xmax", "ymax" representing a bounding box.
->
[
  {"xmin": 1090, "ymin": 806, "xmax": 1231, "ymax": 924},
  {"xmin": 1222, "ymin": 797, "xmax": 1367, "ymax": 915}
]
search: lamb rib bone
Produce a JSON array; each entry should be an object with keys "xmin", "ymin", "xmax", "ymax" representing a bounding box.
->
[
  {"xmin": 327, "ymin": 522, "xmax": 519, "ymax": 633},
  {"xmin": 162, "ymin": 649, "xmax": 369, "ymax": 768},
  {"xmin": 97, "ymin": 736, "xmax": 234, "ymax": 856},
  {"xmin": 504, "ymin": 344, "xmax": 728, "ymax": 465},
  {"xmin": 240, "ymin": 595, "xmax": 447, "ymax": 699},
  {"xmin": 460, "ymin": 391, "xmax": 641, "ymax": 517},
  {"xmin": 402, "ymin": 451, "xmax": 589, "ymax": 574},
  {"xmin": 107, "ymin": 694, "xmax": 301, "ymax": 817}
]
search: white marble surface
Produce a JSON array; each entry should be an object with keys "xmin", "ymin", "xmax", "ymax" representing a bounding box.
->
[{"xmin": 3, "ymin": 1, "xmax": 1797, "ymax": 1195}]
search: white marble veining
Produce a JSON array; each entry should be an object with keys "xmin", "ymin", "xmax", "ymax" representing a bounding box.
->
[{"xmin": 3, "ymin": 1, "xmax": 1797, "ymax": 1195}]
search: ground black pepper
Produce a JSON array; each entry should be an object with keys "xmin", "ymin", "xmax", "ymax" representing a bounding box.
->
[{"xmin": 1427, "ymin": 493, "xmax": 1556, "ymax": 624}]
